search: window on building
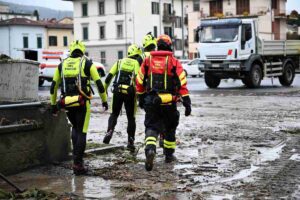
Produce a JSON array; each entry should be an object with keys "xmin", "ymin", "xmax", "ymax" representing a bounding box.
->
[
  {"xmin": 175, "ymin": 39, "xmax": 182, "ymax": 50},
  {"xmin": 100, "ymin": 51, "xmax": 106, "ymax": 64},
  {"xmin": 82, "ymin": 2, "xmax": 88, "ymax": 17},
  {"xmin": 37, "ymin": 36, "xmax": 42, "ymax": 49},
  {"xmin": 175, "ymin": 17, "xmax": 182, "ymax": 28},
  {"xmin": 164, "ymin": 3, "xmax": 172, "ymax": 15},
  {"xmin": 153, "ymin": 26, "xmax": 158, "ymax": 37},
  {"xmin": 152, "ymin": 2, "xmax": 160, "ymax": 15},
  {"xmin": 118, "ymin": 51, "xmax": 123, "ymax": 59},
  {"xmin": 63, "ymin": 36, "xmax": 68, "ymax": 46},
  {"xmin": 99, "ymin": 1, "xmax": 105, "ymax": 15},
  {"xmin": 49, "ymin": 36, "xmax": 57, "ymax": 46},
  {"xmin": 99, "ymin": 25, "xmax": 105, "ymax": 39},
  {"xmin": 209, "ymin": 0, "xmax": 223, "ymax": 16},
  {"xmin": 116, "ymin": 23, "xmax": 123, "ymax": 38},
  {"xmin": 164, "ymin": 27, "xmax": 173, "ymax": 38},
  {"xmin": 23, "ymin": 36, "xmax": 28, "ymax": 48},
  {"xmin": 236, "ymin": 0, "xmax": 250, "ymax": 15},
  {"xmin": 83, "ymin": 26, "xmax": 89, "ymax": 40},
  {"xmin": 272, "ymin": 0, "xmax": 278, "ymax": 9},
  {"xmin": 193, "ymin": 0, "xmax": 200, "ymax": 11},
  {"xmin": 116, "ymin": 0, "xmax": 122, "ymax": 14}
]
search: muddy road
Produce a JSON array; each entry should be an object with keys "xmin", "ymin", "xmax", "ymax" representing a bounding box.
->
[{"xmin": 1, "ymin": 78, "xmax": 300, "ymax": 199}]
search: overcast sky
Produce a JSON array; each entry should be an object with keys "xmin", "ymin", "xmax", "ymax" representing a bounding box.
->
[{"xmin": 2, "ymin": 0, "xmax": 300, "ymax": 12}]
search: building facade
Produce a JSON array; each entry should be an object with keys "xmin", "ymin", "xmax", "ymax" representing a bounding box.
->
[
  {"xmin": 0, "ymin": 17, "xmax": 74, "ymax": 59},
  {"xmin": 0, "ymin": 18, "xmax": 46, "ymax": 59},
  {"xmin": 68, "ymin": 0, "xmax": 192, "ymax": 68},
  {"xmin": 44, "ymin": 18, "xmax": 74, "ymax": 50},
  {"xmin": 188, "ymin": 0, "xmax": 287, "ymax": 59}
]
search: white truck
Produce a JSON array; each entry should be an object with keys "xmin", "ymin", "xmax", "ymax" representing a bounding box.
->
[{"xmin": 196, "ymin": 18, "xmax": 300, "ymax": 88}]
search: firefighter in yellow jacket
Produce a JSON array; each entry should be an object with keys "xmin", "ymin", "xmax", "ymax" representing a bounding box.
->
[
  {"xmin": 50, "ymin": 40, "xmax": 108, "ymax": 175},
  {"xmin": 102, "ymin": 44, "xmax": 142, "ymax": 152}
]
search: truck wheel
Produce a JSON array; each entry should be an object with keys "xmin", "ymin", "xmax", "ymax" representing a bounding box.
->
[
  {"xmin": 244, "ymin": 64, "xmax": 262, "ymax": 88},
  {"xmin": 204, "ymin": 72, "xmax": 221, "ymax": 88},
  {"xmin": 279, "ymin": 62, "xmax": 295, "ymax": 87},
  {"xmin": 39, "ymin": 79, "xmax": 44, "ymax": 87}
]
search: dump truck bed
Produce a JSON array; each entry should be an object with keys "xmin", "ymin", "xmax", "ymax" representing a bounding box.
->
[{"xmin": 257, "ymin": 39, "xmax": 300, "ymax": 56}]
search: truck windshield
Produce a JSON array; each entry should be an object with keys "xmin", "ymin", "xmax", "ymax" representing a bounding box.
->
[{"xmin": 200, "ymin": 25, "xmax": 239, "ymax": 43}]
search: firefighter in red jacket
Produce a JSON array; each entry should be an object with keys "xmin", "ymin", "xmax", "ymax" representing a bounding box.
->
[{"xmin": 136, "ymin": 34, "xmax": 192, "ymax": 171}]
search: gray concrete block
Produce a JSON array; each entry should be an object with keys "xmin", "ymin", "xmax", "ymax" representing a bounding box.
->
[{"xmin": 0, "ymin": 60, "xmax": 39, "ymax": 102}]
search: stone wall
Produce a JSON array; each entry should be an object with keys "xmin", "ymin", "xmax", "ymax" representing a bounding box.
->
[
  {"xmin": 0, "ymin": 103, "xmax": 71, "ymax": 175},
  {"xmin": 0, "ymin": 60, "xmax": 39, "ymax": 102}
]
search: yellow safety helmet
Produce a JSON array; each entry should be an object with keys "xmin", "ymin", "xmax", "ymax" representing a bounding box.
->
[
  {"xmin": 127, "ymin": 44, "xmax": 142, "ymax": 57},
  {"xmin": 69, "ymin": 40, "xmax": 86, "ymax": 55},
  {"xmin": 142, "ymin": 32, "xmax": 157, "ymax": 49}
]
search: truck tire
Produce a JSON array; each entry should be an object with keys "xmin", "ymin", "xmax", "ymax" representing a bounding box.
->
[
  {"xmin": 244, "ymin": 64, "xmax": 262, "ymax": 88},
  {"xmin": 279, "ymin": 62, "xmax": 295, "ymax": 87},
  {"xmin": 204, "ymin": 72, "xmax": 221, "ymax": 88},
  {"xmin": 39, "ymin": 79, "xmax": 44, "ymax": 87}
]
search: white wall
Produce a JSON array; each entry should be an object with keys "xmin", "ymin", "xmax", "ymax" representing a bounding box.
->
[
  {"xmin": 0, "ymin": 25, "xmax": 46, "ymax": 59},
  {"xmin": 0, "ymin": 27, "xmax": 10, "ymax": 56}
]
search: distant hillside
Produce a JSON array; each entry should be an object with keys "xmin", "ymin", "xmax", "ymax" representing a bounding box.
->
[{"xmin": 0, "ymin": 1, "xmax": 73, "ymax": 20}]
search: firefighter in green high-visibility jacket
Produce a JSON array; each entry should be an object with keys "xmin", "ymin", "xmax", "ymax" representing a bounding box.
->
[
  {"xmin": 102, "ymin": 44, "xmax": 142, "ymax": 152},
  {"xmin": 50, "ymin": 40, "xmax": 108, "ymax": 175}
]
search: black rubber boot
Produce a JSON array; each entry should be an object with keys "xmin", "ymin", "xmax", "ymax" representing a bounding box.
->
[
  {"xmin": 73, "ymin": 163, "xmax": 88, "ymax": 175},
  {"xmin": 165, "ymin": 154, "xmax": 177, "ymax": 163},
  {"xmin": 127, "ymin": 136, "xmax": 136, "ymax": 153},
  {"xmin": 145, "ymin": 149, "xmax": 156, "ymax": 171},
  {"xmin": 103, "ymin": 129, "xmax": 113, "ymax": 144}
]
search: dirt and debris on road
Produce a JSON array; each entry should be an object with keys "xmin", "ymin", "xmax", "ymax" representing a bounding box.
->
[{"xmin": 0, "ymin": 87, "xmax": 300, "ymax": 199}]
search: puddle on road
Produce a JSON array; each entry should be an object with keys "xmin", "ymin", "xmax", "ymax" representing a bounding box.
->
[
  {"xmin": 255, "ymin": 141, "xmax": 286, "ymax": 163},
  {"xmin": 220, "ymin": 164, "xmax": 259, "ymax": 183}
]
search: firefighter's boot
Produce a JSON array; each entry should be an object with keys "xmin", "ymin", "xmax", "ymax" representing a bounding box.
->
[
  {"xmin": 127, "ymin": 136, "xmax": 136, "ymax": 153},
  {"xmin": 103, "ymin": 129, "xmax": 113, "ymax": 144},
  {"xmin": 145, "ymin": 149, "xmax": 156, "ymax": 171},
  {"xmin": 73, "ymin": 163, "xmax": 88, "ymax": 175}
]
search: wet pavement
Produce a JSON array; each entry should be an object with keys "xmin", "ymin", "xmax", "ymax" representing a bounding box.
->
[{"xmin": 1, "ymin": 77, "xmax": 300, "ymax": 199}]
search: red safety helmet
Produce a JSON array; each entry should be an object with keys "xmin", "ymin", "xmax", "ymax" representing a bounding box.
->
[{"xmin": 157, "ymin": 34, "xmax": 172, "ymax": 51}]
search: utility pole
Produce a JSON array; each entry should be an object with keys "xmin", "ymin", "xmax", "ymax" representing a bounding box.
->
[
  {"xmin": 181, "ymin": 0, "xmax": 185, "ymax": 59},
  {"xmin": 270, "ymin": 0, "xmax": 273, "ymax": 40}
]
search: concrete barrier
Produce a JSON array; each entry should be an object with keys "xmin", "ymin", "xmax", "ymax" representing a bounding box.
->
[
  {"xmin": 0, "ymin": 103, "xmax": 71, "ymax": 175},
  {"xmin": 0, "ymin": 59, "xmax": 39, "ymax": 102}
]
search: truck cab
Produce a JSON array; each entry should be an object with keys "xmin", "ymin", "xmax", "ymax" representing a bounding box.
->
[{"xmin": 197, "ymin": 18, "xmax": 299, "ymax": 88}]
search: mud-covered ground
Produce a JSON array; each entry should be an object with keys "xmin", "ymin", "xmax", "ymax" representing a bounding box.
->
[{"xmin": 1, "ymin": 78, "xmax": 300, "ymax": 199}]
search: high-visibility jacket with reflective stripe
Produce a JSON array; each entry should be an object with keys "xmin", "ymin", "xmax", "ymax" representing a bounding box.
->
[{"xmin": 136, "ymin": 50, "xmax": 189, "ymax": 97}]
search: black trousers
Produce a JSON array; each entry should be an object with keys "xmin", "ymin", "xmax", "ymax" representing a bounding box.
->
[
  {"xmin": 66, "ymin": 101, "xmax": 90, "ymax": 165},
  {"xmin": 144, "ymin": 95, "xmax": 180, "ymax": 156},
  {"xmin": 107, "ymin": 92, "xmax": 136, "ymax": 141}
]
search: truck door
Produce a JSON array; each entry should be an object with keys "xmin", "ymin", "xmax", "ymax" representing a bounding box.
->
[{"xmin": 239, "ymin": 23, "xmax": 255, "ymax": 59}]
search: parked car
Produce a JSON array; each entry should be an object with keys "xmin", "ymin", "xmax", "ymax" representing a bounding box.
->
[
  {"xmin": 181, "ymin": 59, "xmax": 203, "ymax": 77},
  {"xmin": 39, "ymin": 56, "xmax": 106, "ymax": 86},
  {"xmin": 179, "ymin": 59, "xmax": 191, "ymax": 77}
]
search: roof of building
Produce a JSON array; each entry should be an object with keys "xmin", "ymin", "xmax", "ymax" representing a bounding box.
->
[
  {"xmin": 0, "ymin": 17, "xmax": 43, "ymax": 27},
  {"xmin": 0, "ymin": 17, "xmax": 73, "ymax": 29}
]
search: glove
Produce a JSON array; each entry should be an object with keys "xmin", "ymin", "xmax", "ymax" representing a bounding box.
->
[
  {"xmin": 102, "ymin": 102, "xmax": 108, "ymax": 111},
  {"xmin": 51, "ymin": 105, "xmax": 58, "ymax": 116},
  {"xmin": 152, "ymin": 95, "xmax": 162, "ymax": 105},
  {"xmin": 138, "ymin": 94, "xmax": 145, "ymax": 109},
  {"xmin": 182, "ymin": 96, "xmax": 191, "ymax": 116}
]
